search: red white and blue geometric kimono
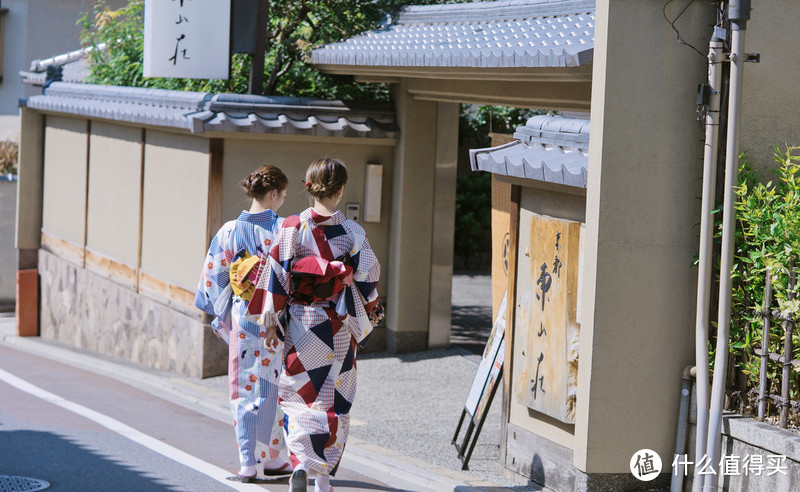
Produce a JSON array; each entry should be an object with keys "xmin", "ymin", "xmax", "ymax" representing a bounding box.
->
[
  {"xmin": 194, "ymin": 209, "xmax": 286, "ymax": 469},
  {"xmin": 247, "ymin": 208, "xmax": 381, "ymax": 476}
]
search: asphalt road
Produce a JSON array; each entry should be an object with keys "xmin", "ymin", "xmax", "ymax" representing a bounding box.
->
[{"xmin": 0, "ymin": 343, "xmax": 397, "ymax": 492}]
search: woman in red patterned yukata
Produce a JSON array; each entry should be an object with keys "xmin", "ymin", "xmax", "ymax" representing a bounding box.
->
[{"xmin": 247, "ymin": 157, "xmax": 383, "ymax": 492}]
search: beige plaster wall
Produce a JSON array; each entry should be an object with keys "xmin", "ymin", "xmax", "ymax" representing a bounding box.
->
[
  {"xmin": 220, "ymin": 136, "xmax": 395, "ymax": 299},
  {"xmin": 86, "ymin": 122, "xmax": 142, "ymax": 267},
  {"xmin": 16, "ymin": 107, "xmax": 44, "ymax": 255},
  {"xmin": 740, "ymin": 0, "xmax": 800, "ymax": 175},
  {"xmin": 41, "ymin": 115, "xmax": 88, "ymax": 244},
  {"xmin": 575, "ymin": 0, "xmax": 715, "ymax": 474},
  {"xmin": 141, "ymin": 130, "xmax": 209, "ymax": 290},
  {"xmin": 0, "ymin": 181, "xmax": 17, "ymax": 302}
]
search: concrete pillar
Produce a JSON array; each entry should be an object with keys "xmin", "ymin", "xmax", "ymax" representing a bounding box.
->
[
  {"xmin": 574, "ymin": 0, "xmax": 715, "ymax": 474},
  {"xmin": 386, "ymin": 81, "xmax": 438, "ymax": 352},
  {"xmin": 15, "ymin": 106, "xmax": 44, "ymax": 269},
  {"xmin": 428, "ymin": 102, "xmax": 459, "ymax": 349}
]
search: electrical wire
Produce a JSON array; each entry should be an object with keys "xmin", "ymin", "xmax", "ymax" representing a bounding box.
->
[{"xmin": 662, "ymin": 0, "xmax": 707, "ymax": 58}]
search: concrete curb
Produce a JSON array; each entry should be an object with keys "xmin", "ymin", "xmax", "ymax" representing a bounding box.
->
[{"xmin": 0, "ymin": 316, "xmax": 504, "ymax": 492}]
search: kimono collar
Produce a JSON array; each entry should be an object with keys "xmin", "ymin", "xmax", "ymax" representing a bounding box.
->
[
  {"xmin": 238, "ymin": 209, "xmax": 278, "ymax": 223},
  {"xmin": 306, "ymin": 208, "xmax": 346, "ymax": 225}
]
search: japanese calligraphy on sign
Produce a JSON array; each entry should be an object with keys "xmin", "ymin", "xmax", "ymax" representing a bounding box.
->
[
  {"xmin": 143, "ymin": 0, "xmax": 231, "ymax": 79},
  {"xmin": 516, "ymin": 214, "xmax": 581, "ymax": 423}
]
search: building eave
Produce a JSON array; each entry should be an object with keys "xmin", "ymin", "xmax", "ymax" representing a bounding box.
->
[{"xmin": 318, "ymin": 63, "xmax": 594, "ymax": 83}]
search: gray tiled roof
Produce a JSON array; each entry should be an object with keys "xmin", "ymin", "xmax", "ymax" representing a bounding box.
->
[
  {"xmin": 470, "ymin": 114, "xmax": 589, "ymax": 187},
  {"xmin": 24, "ymin": 83, "xmax": 398, "ymax": 138},
  {"xmin": 21, "ymin": 45, "xmax": 98, "ymax": 86},
  {"xmin": 28, "ymin": 44, "xmax": 103, "ymax": 72},
  {"xmin": 312, "ymin": 0, "xmax": 595, "ymax": 69}
]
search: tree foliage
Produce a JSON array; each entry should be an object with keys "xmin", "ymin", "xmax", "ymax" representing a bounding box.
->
[
  {"xmin": 454, "ymin": 170, "xmax": 492, "ymax": 261},
  {"xmin": 454, "ymin": 105, "xmax": 543, "ymax": 264},
  {"xmin": 458, "ymin": 104, "xmax": 543, "ymax": 148},
  {"xmin": 80, "ymin": 1, "xmax": 542, "ymax": 271},
  {"xmin": 79, "ymin": 0, "xmax": 474, "ymax": 99}
]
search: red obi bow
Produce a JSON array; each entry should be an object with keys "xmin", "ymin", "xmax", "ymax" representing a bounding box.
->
[{"xmin": 290, "ymin": 256, "xmax": 354, "ymax": 303}]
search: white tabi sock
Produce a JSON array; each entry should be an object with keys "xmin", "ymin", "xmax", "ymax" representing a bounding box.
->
[
  {"xmin": 238, "ymin": 464, "xmax": 256, "ymax": 477},
  {"xmin": 314, "ymin": 474, "xmax": 330, "ymax": 492}
]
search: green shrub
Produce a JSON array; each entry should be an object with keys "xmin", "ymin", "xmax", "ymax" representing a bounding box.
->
[{"xmin": 727, "ymin": 147, "xmax": 800, "ymax": 408}]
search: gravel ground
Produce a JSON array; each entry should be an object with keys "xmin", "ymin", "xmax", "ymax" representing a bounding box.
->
[
  {"xmin": 346, "ymin": 272, "xmax": 531, "ymax": 488},
  {"xmin": 450, "ymin": 271, "xmax": 495, "ymax": 355},
  {"xmin": 350, "ymin": 348, "xmax": 523, "ymax": 487}
]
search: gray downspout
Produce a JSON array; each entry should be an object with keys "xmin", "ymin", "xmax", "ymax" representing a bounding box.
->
[
  {"xmin": 704, "ymin": 2, "xmax": 751, "ymax": 491},
  {"xmin": 691, "ymin": 35, "xmax": 724, "ymax": 492},
  {"xmin": 671, "ymin": 365, "xmax": 696, "ymax": 492}
]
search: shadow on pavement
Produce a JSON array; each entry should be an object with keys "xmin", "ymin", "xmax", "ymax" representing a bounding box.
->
[
  {"xmin": 328, "ymin": 478, "xmax": 413, "ymax": 491},
  {"xmin": 450, "ymin": 302, "xmax": 494, "ymax": 356},
  {"xmin": 358, "ymin": 347, "xmax": 475, "ymax": 363},
  {"xmin": 0, "ymin": 430, "xmax": 180, "ymax": 491},
  {"xmin": 455, "ymin": 487, "xmax": 546, "ymax": 492}
]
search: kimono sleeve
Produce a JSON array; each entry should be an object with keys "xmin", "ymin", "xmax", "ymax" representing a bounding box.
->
[
  {"xmin": 335, "ymin": 225, "xmax": 381, "ymax": 347},
  {"xmin": 247, "ymin": 216, "xmax": 299, "ymax": 335},
  {"xmin": 194, "ymin": 224, "xmax": 235, "ymax": 344}
]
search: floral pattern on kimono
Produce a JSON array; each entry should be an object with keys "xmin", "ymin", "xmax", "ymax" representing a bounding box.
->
[{"xmin": 194, "ymin": 209, "xmax": 287, "ymax": 468}]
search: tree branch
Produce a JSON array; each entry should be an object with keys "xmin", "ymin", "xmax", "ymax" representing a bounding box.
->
[{"xmin": 264, "ymin": 50, "xmax": 295, "ymax": 95}]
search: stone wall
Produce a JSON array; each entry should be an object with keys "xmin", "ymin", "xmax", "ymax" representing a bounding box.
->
[
  {"xmin": 39, "ymin": 249, "xmax": 227, "ymax": 378},
  {"xmin": 0, "ymin": 179, "xmax": 17, "ymax": 306},
  {"xmin": 683, "ymin": 394, "xmax": 800, "ymax": 491}
]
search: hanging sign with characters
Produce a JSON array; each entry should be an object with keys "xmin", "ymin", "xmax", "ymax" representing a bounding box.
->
[
  {"xmin": 515, "ymin": 213, "xmax": 581, "ymax": 423},
  {"xmin": 143, "ymin": 0, "xmax": 231, "ymax": 79}
]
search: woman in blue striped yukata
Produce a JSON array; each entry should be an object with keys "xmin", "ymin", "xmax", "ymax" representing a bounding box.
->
[{"xmin": 194, "ymin": 165, "xmax": 292, "ymax": 482}]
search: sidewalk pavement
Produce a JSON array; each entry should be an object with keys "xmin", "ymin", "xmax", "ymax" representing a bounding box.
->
[{"xmin": 0, "ymin": 273, "xmax": 547, "ymax": 491}]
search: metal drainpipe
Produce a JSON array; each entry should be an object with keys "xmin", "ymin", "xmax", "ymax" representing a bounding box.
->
[
  {"xmin": 691, "ymin": 35, "xmax": 724, "ymax": 492},
  {"xmin": 704, "ymin": 2, "xmax": 750, "ymax": 491},
  {"xmin": 671, "ymin": 365, "xmax": 696, "ymax": 492}
]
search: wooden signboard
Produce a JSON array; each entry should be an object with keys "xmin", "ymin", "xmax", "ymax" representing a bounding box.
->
[
  {"xmin": 490, "ymin": 133, "xmax": 515, "ymax": 317},
  {"xmin": 453, "ymin": 291, "xmax": 507, "ymax": 470},
  {"xmin": 515, "ymin": 214, "xmax": 581, "ymax": 423},
  {"xmin": 491, "ymin": 174, "xmax": 511, "ymax": 319},
  {"xmin": 144, "ymin": 0, "xmax": 231, "ymax": 79}
]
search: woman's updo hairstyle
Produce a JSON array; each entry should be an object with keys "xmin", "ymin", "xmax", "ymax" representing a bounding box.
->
[
  {"xmin": 240, "ymin": 165, "xmax": 288, "ymax": 200},
  {"xmin": 304, "ymin": 157, "xmax": 348, "ymax": 200}
]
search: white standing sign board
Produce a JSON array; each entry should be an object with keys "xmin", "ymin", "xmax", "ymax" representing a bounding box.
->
[{"xmin": 144, "ymin": 0, "xmax": 231, "ymax": 80}]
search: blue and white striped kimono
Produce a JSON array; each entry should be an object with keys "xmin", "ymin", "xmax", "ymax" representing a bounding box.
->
[{"xmin": 194, "ymin": 209, "xmax": 286, "ymax": 469}]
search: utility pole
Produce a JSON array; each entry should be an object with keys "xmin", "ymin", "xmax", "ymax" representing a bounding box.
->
[{"xmin": 248, "ymin": 0, "xmax": 268, "ymax": 95}]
